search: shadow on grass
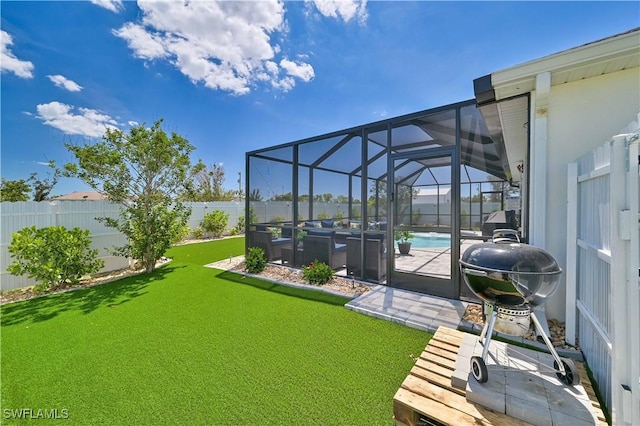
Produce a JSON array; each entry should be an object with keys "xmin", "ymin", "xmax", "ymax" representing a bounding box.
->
[
  {"xmin": 1, "ymin": 264, "xmax": 185, "ymax": 327},
  {"xmin": 215, "ymin": 270, "xmax": 350, "ymax": 307}
]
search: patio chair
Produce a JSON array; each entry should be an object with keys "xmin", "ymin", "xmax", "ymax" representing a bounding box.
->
[
  {"xmin": 249, "ymin": 230, "xmax": 291, "ymax": 261},
  {"xmin": 302, "ymin": 231, "xmax": 346, "ymax": 269},
  {"xmin": 346, "ymin": 234, "xmax": 387, "ymax": 282}
]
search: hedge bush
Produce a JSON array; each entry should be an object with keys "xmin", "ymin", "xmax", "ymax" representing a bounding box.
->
[{"xmin": 7, "ymin": 226, "xmax": 104, "ymax": 293}]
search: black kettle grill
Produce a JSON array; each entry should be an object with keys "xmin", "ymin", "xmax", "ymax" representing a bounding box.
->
[{"xmin": 459, "ymin": 230, "xmax": 580, "ymax": 386}]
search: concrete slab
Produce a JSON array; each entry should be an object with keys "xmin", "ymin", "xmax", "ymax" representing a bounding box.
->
[
  {"xmin": 466, "ymin": 372, "xmax": 506, "ymax": 413},
  {"xmin": 506, "ymin": 394, "xmax": 552, "ymax": 426},
  {"xmin": 455, "ymin": 331, "xmax": 598, "ymax": 426},
  {"xmin": 345, "ymin": 285, "xmax": 467, "ymax": 334}
]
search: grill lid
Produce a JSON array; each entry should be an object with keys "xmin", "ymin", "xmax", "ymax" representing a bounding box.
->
[
  {"xmin": 460, "ymin": 242, "xmax": 562, "ymax": 307},
  {"xmin": 460, "ymin": 242, "xmax": 560, "ymax": 275}
]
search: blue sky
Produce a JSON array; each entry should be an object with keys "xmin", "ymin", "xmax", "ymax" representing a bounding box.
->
[{"xmin": 1, "ymin": 1, "xmax": 638, "ymax": 196}]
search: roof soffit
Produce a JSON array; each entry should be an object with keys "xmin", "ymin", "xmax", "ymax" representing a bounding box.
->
[{"xmin": 491, "ymin": 29, "xmax": 640, "ymax": 100}]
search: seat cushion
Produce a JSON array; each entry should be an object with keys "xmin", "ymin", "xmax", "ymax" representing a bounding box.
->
[
  {"xmin": 307, "ymin": 229, "xmax": 333, "ymax": 237},
  {"xmin": 271, "ymin": 238, "xmax": 291, "ymax": 246},
  {"xmin": 321, "ymin": 219, "xmax": 334, "ymax": 228}
]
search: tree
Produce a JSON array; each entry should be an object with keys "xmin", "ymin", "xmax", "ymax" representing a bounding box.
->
[
  {"xmin": 0, "ymin": 162, "xmax": 60, "ymax": 202},
  {"xmin": 186, "ymin": 161, "xmax": 236, "ymax": 201},
  {"xmin": 30, "ymin": 165, "xmax": 60, "ymax": 201},
  {"xmin": 63, "ymin": 119, "xmax": 196, "ymax": 273},
  {"xmin": 272, "ymin": 192, "xmax": 293, "ymax": 201},
  {"xmin": 248, "ymin": 188, "xmax": 263, "ymax": 201},
  {"xmin": 487, "ymin": 175, "xmax": 518, "ymax": 203},
  {"xmin": 0, "ymin": 179, "xmax": 31, "ymax": 202}
]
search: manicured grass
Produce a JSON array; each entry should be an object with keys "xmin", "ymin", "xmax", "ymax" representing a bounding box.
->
[{"xmin": 1, "ymin": 237, "xmax": 429, "ymax": 425}]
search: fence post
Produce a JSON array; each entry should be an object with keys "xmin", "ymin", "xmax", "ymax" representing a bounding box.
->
[
  {"xmin": 49, "ymin": 200, "xmax": 59, "ymax": 227},
  {"xmin": 565, "ymin": 162, "xmax": 578, "ymax": 346},
  {"xmin": 624, "ymin": 134, "xmax": 640, "ymax": 425},
  {"xmin": 610, "ymin": 134, "xmax": 630, "ymax": 425}
]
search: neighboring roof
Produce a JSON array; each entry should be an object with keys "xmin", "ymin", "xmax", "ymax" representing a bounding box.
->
[{"xmin": 53, "ymin": 191, "xmax": 107, "ymax": 201}]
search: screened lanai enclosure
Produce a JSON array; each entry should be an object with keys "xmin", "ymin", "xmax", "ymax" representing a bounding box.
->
[{"xmin": 246, "ymin": 99, "xmax": 524, "ymax": 300}]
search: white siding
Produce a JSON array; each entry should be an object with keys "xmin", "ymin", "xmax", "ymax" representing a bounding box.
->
[{"xmin": 531, "ymin": 68, "xmax": 640, "ymax": 320}]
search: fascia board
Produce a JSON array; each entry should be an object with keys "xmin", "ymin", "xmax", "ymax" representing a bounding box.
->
[{"xmin": 491, "ymin": 30, "xmax": 640, "ymax": 100}]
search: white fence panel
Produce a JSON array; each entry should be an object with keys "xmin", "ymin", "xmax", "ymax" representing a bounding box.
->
[
  {"xmin": 0, "ymin": 201, "xmax": 245, "ymax": 292},
  {"xmin": 0, "ymin": 201, "xmax": 129, "ymax": 291},
  {"xmin": 184, "ymin": 202, "xmax": 243, "ymax": 234},
  {"xmin": 566, "ymin": 114, "xmax": 640, "ymax": 425}
]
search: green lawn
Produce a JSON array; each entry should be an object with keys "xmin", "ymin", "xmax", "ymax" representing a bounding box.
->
[{"xmin": 1, "ymin": 237, "xmax": 429, "ymax": 425}]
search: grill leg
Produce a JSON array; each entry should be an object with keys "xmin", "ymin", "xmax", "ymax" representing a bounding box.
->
[
  {"xmin": 530, "ymin": 310, "xmax": 565, "ymax": 375},
  {"xmin": 479, "ymin": 304, "xmax": 497, "ymax": 362}
]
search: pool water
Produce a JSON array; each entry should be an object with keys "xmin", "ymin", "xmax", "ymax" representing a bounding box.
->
[{"xmin": 409, "ymin": 233, "xmax": 451, "ymax": 248}]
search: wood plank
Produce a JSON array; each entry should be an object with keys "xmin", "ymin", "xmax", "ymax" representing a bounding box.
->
[
  {"xmin": 415, "ymin": 357, "xmax": 455, "ymax": 376},
  {"xmin": 410, "ymin": 365, "xmax": 465, "ymax": 396},
  {"xmin": 575, "ymin": 362, "xmax": 607, "ymax": 423},
  {"xmin": 434, "ymin": 326, "xmax": 466, "ymax": 340},
  {"xmin": 429, "ymin": 338, "xmax": 460, "ymax": 354},
  {"xmin": 425, "ymin": 344, "xmax": 458, "ymax": 362},
  {"xmin": 401, "ymin": 374, "xmax": 533, "ymax": 426},
  {"xmin": 394, "ymin": 387, "xmax": 491, "ymax": 426},
  {"xmin": 394, "ymin": 327, "xmax": 607, "ymax": 426},
  {"xmin": 418, "ymin": 351, "xmax": 456, "ymax": 371}
]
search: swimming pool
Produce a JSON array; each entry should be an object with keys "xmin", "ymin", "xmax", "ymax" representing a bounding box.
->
[{"xmin": 409, "ymin": 232, "xmax": 451, "ymax": 248}]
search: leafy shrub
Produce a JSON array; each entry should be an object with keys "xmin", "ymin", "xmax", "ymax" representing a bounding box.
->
[
  {"xmin": 394, "ymin": 230, "xmax": 413, "ymax": 243},
  {"xmin": 302, "ymin": 260, "xmax": 333, "ymax": 285},
  {"xmin": 248, "ymin": 208, "xmax": 260, "ymax": 225},
  {"xmin": 296, "ymin": 230, "xmax": 307, "ymax": 245},
  {"xmin": 270, "ymin": 216, "xmax": 285, "ymax": 224},
  {"xmin": 231, "ymin": 214, "xmax": 246, "ymax": 235},
  {"xmin": 7, "ymin": 226, "xmax": 104, "ymax": 293},
  {"xmin": 193, "ymin": 226, "xmax": 205, "ymax": 239},
  {"xmin": 202, "ymin": 209, "xmax": 229, "ymax": 238},
  {"xmin": 172, "ymin": 224, "xmax": 192, "ymax": 244},
  {"xmin": 245, "ymin": 247, "xmax": 267, "ymax": 274},
  {"xmin": 317, "ymin": 212, "xmax": 330, "ymax": 220}
]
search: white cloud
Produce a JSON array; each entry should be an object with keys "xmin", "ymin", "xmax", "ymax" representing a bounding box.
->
[
  {"xmin": 128, "ymin": 120, "xmax": 139, "ymax": 127},
  {"xmin": 114, "ymin": 22, "xmax": 167, "ymax": 60},
  {"xmin": 308, "ymin": 0, "xmax": 368, "ymax": 24},
  {"xmin": 35, "ymin": 101, "xmax": 118, "ymax": 138},
  {"xmin": 113, "ymin": 0, "xmax": 314, "ymax": 95},
  {"xmin": 280, "ymin": 58, "xmax": 315, "ymax": 82},
  {"xmin": 1, "ymin": 30, "xmax": 34, "ymax": 79},
  {"xmin": 47, "ymin": 75, "xmax": 83, "ymax": 92},
  {"xmin": 90, "ymin": 0, "xmax": 124, "ymax": 13}
]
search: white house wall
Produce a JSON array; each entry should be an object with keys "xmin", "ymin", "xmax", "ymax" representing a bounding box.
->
[{"xmin": 530, "ymin": 67, "xmax": 640, "ymax": 320}]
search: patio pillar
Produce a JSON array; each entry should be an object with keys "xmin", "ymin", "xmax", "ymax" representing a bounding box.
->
[
  {"xmin": 529, "ymin": 72, "xmax": 552, "ymax": 340},
  {"xmin": 529, "ymin": 71, "xmax": 550, "ymax": 248}
]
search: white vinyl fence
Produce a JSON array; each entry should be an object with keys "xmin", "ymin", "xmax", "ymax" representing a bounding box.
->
[
  {"xmin": 1, "ymin": 201, "xmax": 244, "ymax": 292},
  {"xmin": 566, "ymin": 114, "xmax": 639, "ymax": 425}
]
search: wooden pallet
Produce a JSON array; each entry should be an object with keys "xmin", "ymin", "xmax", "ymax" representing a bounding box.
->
[{"xmin": 393, "ymin": 327, "xmax": 607, "ymax": 426}]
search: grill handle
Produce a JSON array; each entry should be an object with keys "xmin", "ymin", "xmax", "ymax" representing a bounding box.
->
[{"xmin": 462, "ymin": 268, "xmax": 488, "ymax": 277}]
